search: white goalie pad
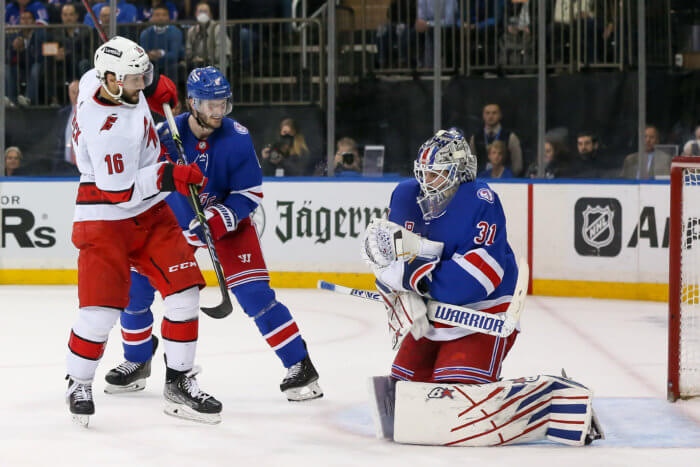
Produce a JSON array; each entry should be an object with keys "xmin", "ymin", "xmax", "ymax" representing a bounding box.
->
[{"xmin": 370, "ymin": 375, "xmax": 597, "ymax": 447}]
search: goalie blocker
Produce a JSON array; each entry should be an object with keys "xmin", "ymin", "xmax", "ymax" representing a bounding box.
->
[{"xmin": 369, "ymin": 374, "xmax": 604, "ymax": 447}]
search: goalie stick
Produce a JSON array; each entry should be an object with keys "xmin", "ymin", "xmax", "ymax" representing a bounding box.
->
[
  {"xmin": 318, "ymin": 258, "xmax": 528, "ymax": 338},
  {"xmin": 163, "ymin": 104, "xmax": 233, "ymax": 319}
]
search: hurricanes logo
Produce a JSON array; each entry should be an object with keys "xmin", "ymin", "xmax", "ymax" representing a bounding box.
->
[
  {"xmin": 100, "ymin": 114, "xmax": 118, "ymax": 132},
  {"xmin": 238, "ymin": 254, "xmax": 251, "ymax": 263}
]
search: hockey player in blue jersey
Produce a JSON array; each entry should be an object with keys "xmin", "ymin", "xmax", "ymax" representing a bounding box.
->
[
  {"xmin": 362, "ymin": 129, "xmax": 519, "ymax": 384},
  {"xmin": 103, "ymin": 66, "xmax": 323, "ymax": 402},
  {"xmin": 362, "ymin": 129, "xmax": 604, "ymax": 446}
]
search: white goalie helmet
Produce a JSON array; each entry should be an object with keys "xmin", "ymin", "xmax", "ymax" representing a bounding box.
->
[
  {"xmin": 414, "ymin": 128, "xmax": 477, "ymax": 220},
  {"xmin": 94, "ymin": 36, "xmax": 153, "ymax": 103}
]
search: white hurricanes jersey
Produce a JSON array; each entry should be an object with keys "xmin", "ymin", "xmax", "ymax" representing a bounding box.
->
[{"xmin": 71, "ymin": 69, "xmax": 167, "ymax": 221}]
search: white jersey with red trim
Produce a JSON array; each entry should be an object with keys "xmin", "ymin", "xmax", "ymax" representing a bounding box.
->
[{"xmin": 71, "ymin": 69, "xmax": 167, "ymax": 221}]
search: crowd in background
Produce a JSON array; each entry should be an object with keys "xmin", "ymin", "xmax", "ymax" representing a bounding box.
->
[{"xmin": 3, "ymin": 0, "xmax": 698, "ymax": 179}]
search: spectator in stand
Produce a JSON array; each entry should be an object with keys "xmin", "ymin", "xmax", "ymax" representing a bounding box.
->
[
  {"xmin": 558, "ymin": 130, "xmax": 620, "ymax": 178},
  {"xmin": 186, "ymin": 1, "xmax": 231, "ymax": 69},
  {"xmin": 58, "ymin": 79, "xmax": 79, "ymax": 164},
  {"xmin": 461, "ymin": 0, "xmax": 505, "ymax": 65},
  {"xmin": 4, "ymin": 147, "xmax": 23, "ymax": 176},
  {"xmin": 415, "ymin": 0, "xmax": 458, "ymax": 68},
  {"xmin": 52, "ymin": 3, "xmax": 91, "ymax": 86},
  {"xmin": 138, "ymin": 0, "xmax": 178, "ymax": 21},
  {"xmin": 260, "ymin": 117, "xmax": 310, "ymax": 176},
  {"xmin": 83, "ymin": 0, "xmax": 137, "ymax": 26},
  {"xmin": 478, "ymin": 141, "xmax": 513, "ymax": 179},
  {"xmin": 526, "ymin": 140, "xmax": 564, "ymax": 179},
  {"xmin": 5, "ymin": 0, "xmax": 49, "ymax": 25},
  {"xmin": 551, "ymin": 0, "xmax": 615, "ymax": 65},
  {"xmin": 376, "ymin": 0, "xmax": 417, "ymax": 68},
  {"xmin": 139, "ymin": 5, "xmax": 183, "ymax": 78},
  {"xmin": 469, "ymin": 103, "xmax": 523, "ymax": 176},
  {"xmin": 334, "ymin": 137, "xmax": 362, "ymax": 177},
  {"xmin": 621, "ymin": 126, "xmax": 672, "ymax": 179},
  {"xmin": 682, "ymin": 125, "xmax": 700, "ymax": 157},
  {"xmin": 5, "ymin": 10, "xmax": 46, "ymax": 107},
  {"xmin": 230, "ymin": 0, "xmax": 284, "ymax": 70}
]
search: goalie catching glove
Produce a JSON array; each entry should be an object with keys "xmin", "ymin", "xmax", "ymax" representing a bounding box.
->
[{"xmin": 361, "ymin": 218, "xmax": 444, "ymax": 295}]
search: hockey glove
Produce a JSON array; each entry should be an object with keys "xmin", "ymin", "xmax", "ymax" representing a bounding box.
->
[
  {"xmin": 145, "ymin": 74, "xmax": 178, "ymax": 117},
  {"xmin": 186, "ymin": 204, "xmax": 238, "ymax": 243},
  {"xmin": 374, "ymin": 254, "xmax": 439, "ymax": 296},
  {"xmin": 376, "ymin": 280, "xmax": 430, "ymax": 350},
  {"xmin": 361, "ymin": 218, "xmax": 444, "ymax": 268},
  {"xmin": 158, "ymin": 163, "xmax": 207, "ymax": 196}
]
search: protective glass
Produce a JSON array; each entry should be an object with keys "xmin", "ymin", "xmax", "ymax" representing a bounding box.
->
[
  {"xmin": 192, "ymin": 97, "xmax": 233, "ymax": 118},
  {"xmin": 122, "ymin": 63, "xmax": 154, "ymax": 91}
]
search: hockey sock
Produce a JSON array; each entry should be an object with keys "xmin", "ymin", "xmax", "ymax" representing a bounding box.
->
[
  {"xmin": 254, "ymin": 302, "xmax": 307, "ymax": 368},
  {"xmin": 120, "ymin": 308, "xmax": 154, "ymax": 363}
]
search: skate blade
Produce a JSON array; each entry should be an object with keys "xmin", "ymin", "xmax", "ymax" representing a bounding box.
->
[
  {"xmin": 104, "ymin": 379, "xmax": 146, "ymax": 394},
  {"xmin": 163, "ymin": 401, "xmax": 221, "ymax": 425},
  {"xmin": 284, "ymin": 381, "xmax": 323, "ymax": 402},
  {"xmin": 71, "ymin": 414, "xmax": 90, "ymax": 428}
]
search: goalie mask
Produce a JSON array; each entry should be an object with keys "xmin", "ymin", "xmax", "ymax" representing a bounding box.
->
[
  {"xmin": 94, "ymin": 36, "xmax": 153, "ymax": 105},
  {"xmin": 414, "ymin": 129, "xmax": 476, "ymax": 220}
]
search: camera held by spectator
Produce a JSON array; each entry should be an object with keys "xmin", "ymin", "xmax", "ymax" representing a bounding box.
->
[
  {"xmin": 334, "ymin": 137, "xmax": 362, "ymax": 176},
  {"xmin": 265, "ymin": 134, "xmax": 294, "ymax": 165}
]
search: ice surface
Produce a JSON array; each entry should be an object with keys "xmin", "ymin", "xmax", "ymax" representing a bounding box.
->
[{"xmin": 1, "ymin": 286, "xmax": 699, "ymax": 466}]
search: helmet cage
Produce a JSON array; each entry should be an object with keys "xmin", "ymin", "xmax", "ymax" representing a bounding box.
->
[{"xmin": 413, "ymin": 130, "xmax": 476, "ymax": 220}]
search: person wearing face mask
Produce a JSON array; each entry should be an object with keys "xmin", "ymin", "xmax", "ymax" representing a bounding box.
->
[
  {"xmin": 185, "ymin": 1, "xmax": 231, "ymax": 69},
  {"xmin": 139, "ymin": 5, "xmax": 184, "ymax": 78}
]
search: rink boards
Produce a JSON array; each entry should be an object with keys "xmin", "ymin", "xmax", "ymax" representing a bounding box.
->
[{"xmin": 0, "ymin": 178, "xmax": 670, "ymax": 301}]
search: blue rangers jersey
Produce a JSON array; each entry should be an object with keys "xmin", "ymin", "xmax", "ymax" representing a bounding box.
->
[
  {"xmin": 159, "ymin": 113, "xmax": 262, "ymax": 230},
  {"xmin": 388, "ymin": 178, "xmax": 518, "ymax": 341}
]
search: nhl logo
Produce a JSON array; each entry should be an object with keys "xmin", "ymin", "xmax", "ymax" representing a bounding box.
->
[
  {"xmin": 574, "ymin": 197, "xmax": 622, "ymax": 257},
  {"xmin": 581, "ymin": 205, "xmax": 615, "ymax": 249}
]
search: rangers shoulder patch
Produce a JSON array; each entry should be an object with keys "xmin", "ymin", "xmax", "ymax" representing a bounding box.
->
[
  {"xmin": 476, "ymin": 187, "xmax": 495, "ymax": 204},
  {"xmin": 234, "ymin": 122, "xmax": 248, "ymax": 134}
]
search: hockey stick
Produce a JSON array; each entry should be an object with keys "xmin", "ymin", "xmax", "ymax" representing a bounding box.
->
[
  {"xmin": 80, "ymin": 0, "xmax": 108, "ymax": 42},
  {"xmin": 162, "ymin": 103, "xmax": 233, "ymax": 319},
  {"xmin": 317, "ymin": 258, "xmax": 529, "ymax": 338}
]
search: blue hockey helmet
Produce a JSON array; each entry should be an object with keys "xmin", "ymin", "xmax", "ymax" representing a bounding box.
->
[{"xmin": 186, "ymin": 66, "xmax": 233, "ymax": 117}]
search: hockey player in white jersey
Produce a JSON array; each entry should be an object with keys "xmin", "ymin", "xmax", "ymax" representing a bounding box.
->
[{"xmin": 65, "ymin": 36, "xmax": 222, "ymax": 426}]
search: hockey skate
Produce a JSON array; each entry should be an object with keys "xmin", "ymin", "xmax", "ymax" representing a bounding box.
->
[
  {"xmin": 163, "ymin": 366, "xmax": 222, "ymax": 424},
  {"xmin": 66, "ymin": 376, "xmax": 94, "ymax": 428},
  {"xmin": 104, "ymin": 335, "xmax": 159, "ymax": 394},
  {"xmin": 280, "ymin": 354, "xmax": 323, "ymax": 402}
]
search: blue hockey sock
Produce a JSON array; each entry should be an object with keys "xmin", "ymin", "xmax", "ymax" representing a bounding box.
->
[
  {"xmin": 255, "ymin": 302, "xmax": 307, "ymax": 368},
  {"xmin": 120, "ymin": 309, "xmax": 154, "ymax": 363},
  {"xmin": 232, "ymin": 281, "xmax": 307, "ymax": 368}
]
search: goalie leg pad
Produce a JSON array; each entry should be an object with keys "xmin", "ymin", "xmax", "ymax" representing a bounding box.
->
[
  {"xmin": 368, "ymin": 376, "xmax": 397, "ymax": 440},
  {"xmin": 390, "ymin": 375, "xmax": 596, "ymax": 447}
]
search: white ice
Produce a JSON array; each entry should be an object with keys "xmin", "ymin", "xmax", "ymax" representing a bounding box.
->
[{"xmin": 1, "ymin": 286, "xmax": 699, "ymax": 466}]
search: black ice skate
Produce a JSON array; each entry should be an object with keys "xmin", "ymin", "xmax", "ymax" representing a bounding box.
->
[
  {"xmin": 163, "ymin": 366, "xmax": 222, "ymax": 424},
  {"xmin": 66, "ymin": 376, "xmax": 94, "ymax": 428},
  {"xmin": 280, "ymin": 353, "xmax": 323, "ymax": 402},
  {"xmin": 104, "ymin": 335, "xmax": 159, "ymax": 394}
]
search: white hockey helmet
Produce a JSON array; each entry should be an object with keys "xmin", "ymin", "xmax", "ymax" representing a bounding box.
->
[
  {"xmin": 414, "ymin": 129, "xmax": 476, "ymax": 220},
  {"xmin": 94, "ymin": 36, "xmax": 153, "ymax": 103}
]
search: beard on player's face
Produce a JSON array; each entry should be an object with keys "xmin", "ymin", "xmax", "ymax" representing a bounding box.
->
[{"xmin": 121, "ymin": 88, "xmax": 140, "ymax": 104}]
